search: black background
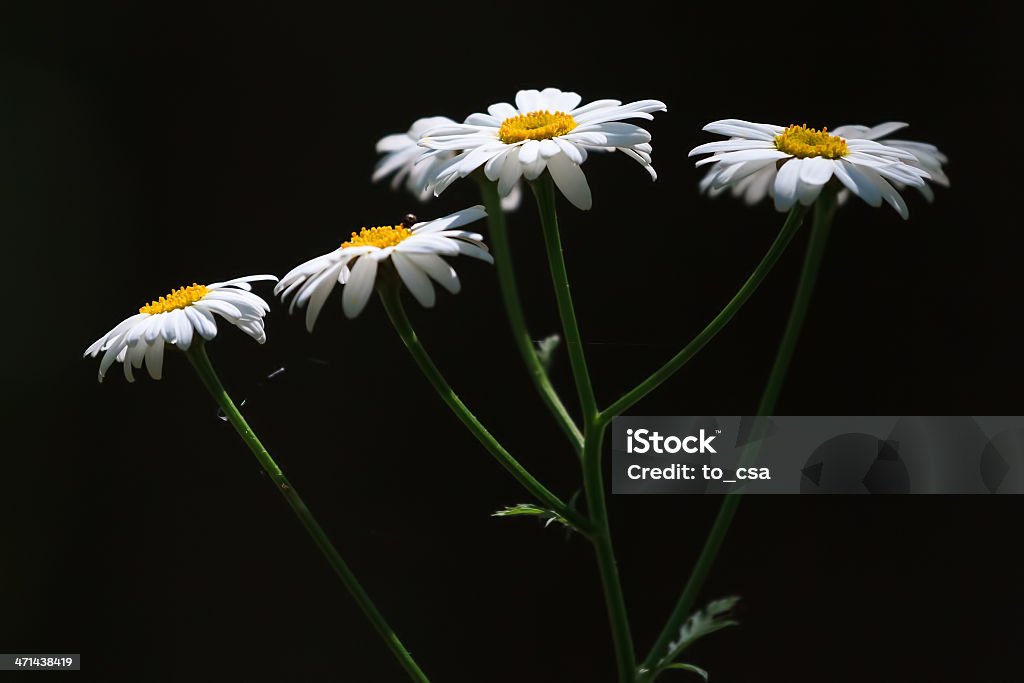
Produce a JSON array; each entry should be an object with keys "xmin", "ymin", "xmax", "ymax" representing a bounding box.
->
[{"xmin": 1, "ymin": 3, "xmax": 1019, "ymax": 681}]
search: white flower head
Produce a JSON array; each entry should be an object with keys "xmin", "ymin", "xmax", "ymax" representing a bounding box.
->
[
  {"xmin": 699, "ymin": 121, "xmax": 948, "ymax": 208},
  {"xmin": 690, "ymin": 120, "xmax": 934, "ymax": 219},
  {"xmin": 419, "ymin": 87, "xmax": 667, "ymax": 211},
  {"xmin": 84, "ymin": 275, "xmax": 278, "ymax": 382},
  {"xmin": 373, "ymin": 116, "xmax": 522, "ymax": 210},
  {"xmin": 276, "ymin": 206, "xmax": 493, "ymax": 327}
]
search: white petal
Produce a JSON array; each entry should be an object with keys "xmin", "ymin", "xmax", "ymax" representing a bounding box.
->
[
  {"xmin": 539, "ymin": 139, "xmax": 561, "ymax": 158},
  {"xmin": 546, "ymin": 155, "xmax": 592, "ymax": 211},
  {"xmin": 539, "ymin": 87, "xmax": 581, "ymax": 112},
  {"xmin": 342, "ymin": 256, "xmax": 378, "ymax": 318},
  {"xmin": 406, "ymin": 254, "xmax": 460, "ymax": 294},
  {"xmin": 773, "ymin": 159, "xmax": 802, "ymax": 211},
  {"xmin": 487, "ymin": 102, "xmax": 518, "ymax": 119},
  {"xmin": 515, "ymin": 89, "xmax": 544, "ymax": 113},
  {"xmin": 173, "ymin": 309, "xmax": 194, "ymax": 350},
  {"xmin": 464, "ymin": 113, "xmax": 500, "ymax": 126},
  {"xmin": 689, "ymin": 139, "xmax": 776, "ymax": 156},
  {"xmin": 497, "ymin": 149, "xmax": 524, "ymax": 196},
  {"xmin": 207, "ymin": 274, "xmax": 278, "ymax": 290},
  {"xmin": 553, "ymin": 138, "xmax": 584, "ymax": 164},
  {"xmin": 799, "ymin": 156, "xmax": 836, "ymax": 186},
  {"xmin": 832, "ymin": 160, "xmax": 882, "ymax": 206},
  {"xmin": 518, "ymin": 140, "xmax": 541, "ymax": 165},
  {"xmin": 144, "ymin": 336, "xmax": 165, "ymax": 380},
  {"xmin": 695, "ymin": 148, "xmax": 788, "ymax": 167},
  {"xmin": 392, "ymin": 252, "xmax": 436, "ymax": 308},
  {"xmin": 702, "ymin": 119, "xmax": 783, "ymax": 141},
  {"xmin": 414, "ymin": 205, "xmax": 487, "ymax": 234},
  {"xmin": 522, "ymin": 156, "xmax": 547, "ymax": 181},
  {"xmin": 305, "ymin": 262, "xmax": 345, "ymax": 332},
  {"xmin": 185, "ymin": 306, "xmax": 218, "ymax": 340}
]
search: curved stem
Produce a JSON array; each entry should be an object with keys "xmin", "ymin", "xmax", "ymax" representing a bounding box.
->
[
  {"xmin": 753, "ymin": 192, "xmax": 835, "ymax": 415},
  {"xmin": 476, "ymin": 178, "xmax": 584, "ymax": 454},
  {"xmin": 584, "ymin": 420, "xmax": 637, "ymax": 683},
  {"xmin": 377, "ymin": 282, "xmax": 591, "ymax": 534},
  {"xmin": 600, "ymin": 205, "xmax": 808, "ymax": 426},
  {"xmin": 531, "ymin": 174, "xmax": 599, "ymax": 423},
  {"xmin": 639, "ymin": 193, "xmax": 836, "ymax": 679},
  {"xmin": 185, "ymin": 344, "xmax": 430, "ymax": 683}
]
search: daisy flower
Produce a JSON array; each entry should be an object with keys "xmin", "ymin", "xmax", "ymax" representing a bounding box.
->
[
  {"xmin": 84, "ymin": 275, "xmax": 278, "ymax": 382},
  {"xmin": 419, "ymin": 87, "xmax": 667, "ymax": 211},
  {"xmin": 690, "ymin": 120, "xmax": 932, "ymax": 218},
  {"xmin": 374, "ymin": 116, "xmax": 522, "ymax": 210},
  {"xmin": 275, "ymin": 206, "xmax": 493, "ymax": 327},
  {"xmin": 700, "ymin": 122, "xmax": 948, "ymax": 206}
]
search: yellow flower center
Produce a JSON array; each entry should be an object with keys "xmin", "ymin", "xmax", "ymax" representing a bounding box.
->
[
  {"xmin": 498, "ymin": 110, "xmax": 577, "ymax": 144},
  {"xmin": 342, "ymin": 225, "xmax": 412, "ymax": 249},
  {"xmin": 139, "ymin": 283, "xmax": 210, "ymax": 315},
  {"xmin": 774, "ymin": 124, "xmax": 850, "ymax": 159}
]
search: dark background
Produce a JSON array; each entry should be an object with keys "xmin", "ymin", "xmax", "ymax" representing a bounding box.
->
[{"xmin": 1, "ymin": 3, "xmax": 1018, "ymax": 681}]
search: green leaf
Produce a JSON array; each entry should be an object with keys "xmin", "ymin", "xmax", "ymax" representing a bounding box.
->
[
  {"xmin": 535, "ymin": 334, "xmax": 561, "ymax": 372},
  {"xmin": 659, "ymin": 596, "xmax": 740, "ymax": 669},
  {"xmin": 493, "ymin": 503, "xmax": 572, "ymax": 530},
  {"xmin": 664, "ymin": 663, "xmax": 709, "ymax": 680}
]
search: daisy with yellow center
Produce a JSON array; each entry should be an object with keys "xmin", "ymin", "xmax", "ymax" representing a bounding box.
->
[
  {"xmin": 699, "ymin": 121, "xmax": 949, "ymax": 209},
  {"xmin": 84, "ymin": 274, "xmax": 277, "ymax": 382},
  {"xmin": 275, "ymin": 206, "xmax": 493, "ymax": 327},
  {"xmin": 419, "ymin": 87, "xmax": 666, "ymax": 210},
  {"xmin": 689, "ymin": 119, "xmax": 932, "ymax": 218}
]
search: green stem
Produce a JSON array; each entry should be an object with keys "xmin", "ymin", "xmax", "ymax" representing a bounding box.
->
[
  {"xmin": 377, "ymin": 281, "xmax": 591, "ymax": 534},
  {"xmin": 476, "ymin": 178, "xmax": 584, "ymax": 454},
  {"xmin": 600, "ymin": 205, "xmax": 809, "ymax": 426},
  {"xmin": 530, "ymin": 173, "xmax": 635, "ymax": 679},
  {"xmin": 185, "ymin": 344, "xmax": 430, "ymax": 683},
  {"xmin": 584, "ymin": 420, "xmax": 638, "ymax": 683},
  {"xmin": 531, "ymin": 174, "xmax": 599, "ymax": 423},
  {"xmin": 638, "ymin": 193, "xmax": 836, "ymax": 680},
  {"xmin": 753, "ymin": 192, "xmax": 835, "ymax": 416}
]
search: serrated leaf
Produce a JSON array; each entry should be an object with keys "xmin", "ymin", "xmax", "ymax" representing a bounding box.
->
[
  {"xmin": 660, "ymin": 596, "xmax": 740, "ymax": 669},
  {"xmin": 664, "ymin": 663, "xmax": 709, "ymax": 680},
  {"xmin": 535, "ymin": 334, "xmax": 561, "ymax": 372},
  {"xmin": 493, "ymin": 504, "xmax": 573, "ymax": 530}
]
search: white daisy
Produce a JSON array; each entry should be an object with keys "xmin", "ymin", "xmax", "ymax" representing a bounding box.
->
[
  {"xmin": 419, "ymin": 87, "xmax": 667, "ymax": 211},
  {"xmin": 690, "ymin": 120, "xmax": 932, "ymax": 218},
  {"xmin": 700, "ymin": 122, "xmax": 948, "ymax": 206},
  {"xmin": 374, "ymin": 116, "xmax": 523, "ymax": 210},
  {"xmin": 275, "ymin": 206, "xmax": 493, "ymax": 327},
  {"xmin": 84, "ymin": 275, "xmax": 278, "ymax": 382}
]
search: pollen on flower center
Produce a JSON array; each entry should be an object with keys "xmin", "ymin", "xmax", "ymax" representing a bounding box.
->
[
  {"xmin": 342, "ymin": 225, "xmax": 412, "ymax": 249},
  {"xmin": 498, "ymin": 110, "xmax": 577, "ymax": 144},
  {"xmin": 139, "ymin": 283, "xmax": 210, "ymax": 315},
  {"xmin": 775, "ymin": 124, "xmax": 850, "ymax": 159}
]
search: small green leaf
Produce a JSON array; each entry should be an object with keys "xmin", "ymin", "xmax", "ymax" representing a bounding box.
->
[
  {"xmin": 493, "ymin": 503, "xmax": 574, "ymax": 531},
  {"xmin": 535, "ymin": 334, "xmax": 561, "ymax": 371},
  {"xmin": 660, "ymin": 596, "xmax": 740, "ymax": 669},
  {"xmin": 664, "ymin": 663, "xmax": 709, "ymax": 680}
]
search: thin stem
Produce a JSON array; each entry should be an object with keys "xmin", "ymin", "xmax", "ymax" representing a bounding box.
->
[
  {"xmin": 476, "ymin": 178, "xmax": 584, "ymax": 454},
  {"xmin": 754, "ymin": 192, "xmax": 835, "ymax": 415},
  {"xmin": 531, "ymin": 174, "xmax": 599, "ymax": 423},
  {"xmin": 185, "ymin": 344, "xmax": 430, "ymax": 683},
  {"xmin": 377, "ymin": 281, "xmax": 591, "ymax": 534},
  {"xmin": 638, "ymin": 194, "xmax": 836, "ymax": 679},
  {"xmin": 584, "ymin": 420, "xmax": 637, "ymax": 683},
  {"xmin": 600, "ymin": 205, "xmax": 809, "ymax": 426}
]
